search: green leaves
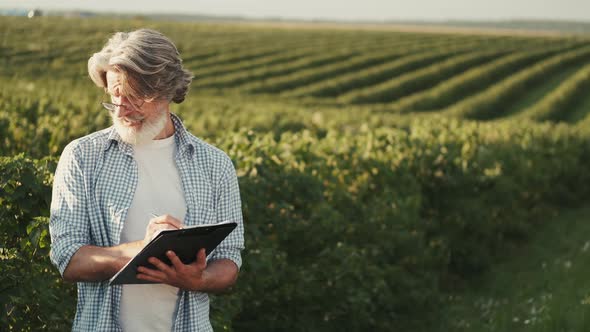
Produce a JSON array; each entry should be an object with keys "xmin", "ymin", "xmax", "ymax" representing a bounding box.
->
[
  {"xmin": 0, "ymin": 155, "xmax": 75, "ymax": 332},
  {"xmin": 207, "ymin": 119, "xmax": 590, "ymax": 331},
  {"xmin": 2, "ymin": 117, "xmax": 590, "ymax": 331}
]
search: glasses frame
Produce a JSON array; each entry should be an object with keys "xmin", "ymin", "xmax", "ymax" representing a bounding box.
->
[{"xmin": 101, "ymin": 95, "xmax": 146, "ymax": 113}]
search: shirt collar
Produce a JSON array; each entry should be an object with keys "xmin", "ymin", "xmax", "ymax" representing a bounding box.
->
[{"xmin": 104, "ymin": 113, "xmax": 195, "ymax": 157}]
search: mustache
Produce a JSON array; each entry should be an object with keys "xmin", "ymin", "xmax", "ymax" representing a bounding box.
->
[{"xmin": 118, "ymin": 113, "xmax": 145, "ymax": 122}]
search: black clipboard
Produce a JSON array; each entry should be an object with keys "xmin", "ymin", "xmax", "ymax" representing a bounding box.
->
[{"xmin": 109, "ymin": 221, "xmax": 237, "ymax": 285}]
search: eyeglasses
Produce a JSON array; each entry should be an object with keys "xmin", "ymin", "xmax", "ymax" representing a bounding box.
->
[{"xmin": 101, "ymin": 97, "xmax": 145, "ymax": 112}]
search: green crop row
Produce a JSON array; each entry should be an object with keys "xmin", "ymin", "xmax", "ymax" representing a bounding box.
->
[
  {"xmin": 384, "ymin": 42, "xmax": 586, "ymax": 113},
  {"xmin": 192, "ymin": 34, "xmax": 449, "ymax": 90},
  {"xmin": 191, "ymin": 30, "xmax": 408, "ymax": 79},
  {"xmin": 282, "ymin": 48, "xmax": 471, "ymax": 98},
  {"xmin": 245, "ymin": 35, "xmax": 496, "ymax": 95},
  {"xmin": 286, "ymin": 40, "xmax": 578, "ymax": 100},
  {"xmin": 515, "ymin": 63, "xmax": 590, "ymax": 122},
  {"xmin": 446, "ymin": 44, "xmax": 590, "ymax": 119},
  {"xmin": 194, "ymin": 48, "xmax": 317, "ymax": 80},
  {"xmin": 194, "ymin": 50, "xmax": 362, "ymax": 88},
  {"xmin": 191, "ymin": 34, "xmax": 547, "ymax": 93},
  {"xmin": 339, "ymin": 49, "xmax": 508, "ymax": 104},
  {"xmin": 244, "ymin": 44, "xmax": 431, "ymax": 94},
  {"xmin": 188, "ymin": 47, "xmax": 287, "ymax": 70}
]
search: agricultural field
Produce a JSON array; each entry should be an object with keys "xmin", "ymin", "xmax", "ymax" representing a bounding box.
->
[
  {"xmin": 2, "ymin": 16, "xmax": 590, "ymax": 148},
  {"xmin": 2, "ymin": 16, "xmax": 590, "ymax": 331}
]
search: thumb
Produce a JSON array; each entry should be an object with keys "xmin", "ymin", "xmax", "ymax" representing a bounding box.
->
[{"xmin": 196, "ymin": 248, "xmax": 207, "ymax": 269}]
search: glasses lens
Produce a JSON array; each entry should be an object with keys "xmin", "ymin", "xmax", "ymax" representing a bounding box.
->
[
  {"xmin": 102, "ymin": 97, "xmax": 145, "ymax": 112},
  {"xmin": 102, "ymin": 102, "xmax": 116, "ymax": 111}
]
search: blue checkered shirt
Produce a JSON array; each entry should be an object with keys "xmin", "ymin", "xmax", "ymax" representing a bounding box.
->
[{"xmin": 49, "ymin": 114, "xmax": 244, "ymax": 332}]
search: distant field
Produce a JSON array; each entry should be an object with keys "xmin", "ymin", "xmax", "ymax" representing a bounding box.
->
[{"xmin": 2, "ymin": 15, "xmax": 590, "ymax": 138}]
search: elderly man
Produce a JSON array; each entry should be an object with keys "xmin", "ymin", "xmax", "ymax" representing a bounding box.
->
[{"xmin": 49, "ymin": 29, "xmax": 244, "ymax": 331}]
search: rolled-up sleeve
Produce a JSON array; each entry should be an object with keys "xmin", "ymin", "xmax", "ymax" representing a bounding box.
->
[
  {"xmin": 210, "ymin": 157, "xmax": 244, "ymax": 269},
  {"xmin": 49, "ymin": 143, "xmax": 90, "ymax": 276}
]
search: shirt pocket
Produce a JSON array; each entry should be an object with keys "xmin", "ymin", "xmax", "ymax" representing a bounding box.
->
[
  {"xmin": 185, "ymin": 204, "xmax": 216, "ymax": 226},
  {"xmin": 184, "ymin": 190, "xmax": 216, "ymax": 226}
]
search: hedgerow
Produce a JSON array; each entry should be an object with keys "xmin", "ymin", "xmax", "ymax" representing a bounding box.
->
[{"xmin": 3, "ymin": 118, "xmax": 590, "ymax": 331}]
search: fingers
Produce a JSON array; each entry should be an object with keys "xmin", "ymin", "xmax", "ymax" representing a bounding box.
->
[
  {"xmin": 137, "ymin": 251, "xmax": 207, "ymax": 289},
  {"xmin": 196, "ymin": 248, "xmax": 207, "ymax": 270},
  {"xmin": 145, "ymin": 214, "xmax": 183, "ymax": 244},
  {"xmin": 198, "ymin": 248, "xmax": 206, "ymax": 261},
  {"xmin": 136, "ymin": 256, "xmax": 173, "ymax": 281},
  {"xmin": 137, "ymin": 270, "xmax": 165, "ymax": 283},
  {"xmin": 168, "ymin": 250, "xmax": 206, "ymax": 271},
  {"xmin": 137, "ymin": 265, "xmax": 167, "ymax": 281},
  {"xmin": 151, "ymin": 214, "xmax": 183, "ymax": 230},
  {"xmin": 148, "ymin": 256, "xmax": 173, "ymax": 274},
  {"xmin": 167, "ymin": 250, "xmax": 186, "ymax": 271}
]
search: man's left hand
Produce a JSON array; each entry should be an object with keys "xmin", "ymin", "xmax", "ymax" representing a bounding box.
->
[{"xmin": 136, "ymin": 248, "xmax": 209, "ymax": 291}]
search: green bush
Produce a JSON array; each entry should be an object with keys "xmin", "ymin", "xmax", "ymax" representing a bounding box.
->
[
  {"xmin": 0, "ymin": 154, "xmax": 76, "ymax": 331},
  {"xmin": 3, "ymin": 118, "xmax": 590, "ymax": 331},
  {"xmin": 217, "ymin": 119, "xmax": 590, "ymax": 331}
]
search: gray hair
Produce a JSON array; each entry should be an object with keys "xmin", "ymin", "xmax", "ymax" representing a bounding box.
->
[{"xmin": 88, "ymin": 29, "xmax": 193, "ymax": 103}]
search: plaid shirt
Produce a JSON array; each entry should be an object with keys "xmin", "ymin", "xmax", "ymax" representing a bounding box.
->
[{"xmin": 49, "ymin": 114, "xmax": 244, "ymax": 332}]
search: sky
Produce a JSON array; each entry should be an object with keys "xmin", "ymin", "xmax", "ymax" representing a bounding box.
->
[{"xmin": 1, "ymin": 0, "xmax": 590, "ymax": 22}]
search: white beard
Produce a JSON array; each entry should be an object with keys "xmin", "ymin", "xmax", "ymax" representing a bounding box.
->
[{"xmin": 112, "ymin": 110, "xmax": 168, "ymax": 146}]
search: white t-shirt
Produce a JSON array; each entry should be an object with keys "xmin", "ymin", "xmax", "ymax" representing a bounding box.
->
[{"xmin": 118, "ymin": 135, "xmax": 187, "ymax": 331}]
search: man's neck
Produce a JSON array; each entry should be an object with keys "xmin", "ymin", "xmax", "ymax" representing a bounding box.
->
[{"xmin": 154, "ymin": 112, "xmax": 175, "ymax": 140}]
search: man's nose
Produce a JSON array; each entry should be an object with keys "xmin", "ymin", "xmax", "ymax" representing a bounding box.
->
[
  {"xmin": 115, "ymin": 97, "xmax": 134, "ymax": 116},
  {"xmin": 114, "ymin": 104, "xmax": 133, "ymax": 117}
]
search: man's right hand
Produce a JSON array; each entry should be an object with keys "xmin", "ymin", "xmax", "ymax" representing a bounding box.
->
[
  {"xmin": 62, "ymin": 214, "xmax": 184, "ymax": 282},
  {"xmin": 144, "ymin": 214, "xmax": 183, "ymax": 246}
]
